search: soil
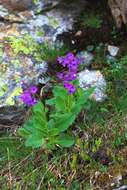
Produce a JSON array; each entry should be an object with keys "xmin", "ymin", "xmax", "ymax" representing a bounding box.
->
[{"xmin": 58, "ymin": 0, "xmax": 127, "ymax": 52}]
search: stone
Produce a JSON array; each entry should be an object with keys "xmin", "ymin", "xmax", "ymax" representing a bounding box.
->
[
  {"xmin": 0, "ymin": 5, "xmax": 9, "ymax": 17},
  {"xmin": 111, "ymin": 173, "xmax": 122, "ymax": 188},
  {"xmin": 34, "ymin": 0, "xmax": 61, "ymax": 13},
  {"xmin": 77, "ymin": 51, "xmax": 94, "ymax": 67},
  {"xmin": 108, "ymin": 0, "xmax": 127, "ymax": 28},
  {"xmin": 0, "ymin": 54, "xmax": 48, "ymax": 107},
  {"xmin": 78, "ymin": 70, "xmax": 107, "ymax": 102},
  {"xmin": 0, "ymin": 0, "xmax": 61, "ymax": 13},
  {"xmin": 0, "ymin": 106, "xmax": 26, "ymax": 125},
  {"xmin": 108, "ymin": 45, "xmax": 119, "ymax": 57},
  {"xmin": 0, "ymin": 0, "xmax": 33, "ymax": 12},
  {"xmin": 113, "ymin": 185, "xmax": 127, "ymax": 190}
]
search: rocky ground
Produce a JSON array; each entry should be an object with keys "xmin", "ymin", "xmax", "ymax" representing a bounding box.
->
[{"xmin": 1, "ymin": 0, "xmax": 127, "ymax": 189}]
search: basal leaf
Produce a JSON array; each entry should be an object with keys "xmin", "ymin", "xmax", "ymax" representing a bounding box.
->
[
  {"xmin": 46, "ymin": 98, "xmax": 55, "ymax": 106},
  {"xmin": 55, "ymin": 96, "xmax": 66, "ymax": 111},
  {"xmin": 53, "ymin": 86, "xmax": 68, "ymax": 98},
  {"xmin": 33, "ymin": 101, "xmax": 45, "ymax": 115},
  {"xmin": 25, "ymin": 133, "xmax": 45, "ymax": 148},
  {"xmin": 18, "ymin": 127, "xmax": 31, "ymax": 138},
  {"xmin": 22, "ymin": 119, "xmax": 35, "ymax": 133},
  {"xmin": 57, "ymin": 134, "xmax": 74, "ymax": 147},
  {"xmin": 32, "ymin": 101, "xmax": 48, "ymax": 128},
  {"xmin": 54, "ymin": 113, "xmax": 76, "ymax": 132}
]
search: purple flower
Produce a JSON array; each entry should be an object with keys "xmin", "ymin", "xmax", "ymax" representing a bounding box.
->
[
  {"xmin": 57, "ymin": 72, "xmax": 64, "ymax": 80},
  {"xmin": 68, "ymin": 59, "xmax": 80, "ymax": 69},
  {"xmin": 63, "ymin": 58, "xmax": 70, "ymax": 67},
  {"xmin": 69, "ymin": 66, "xmax": 78, "ymax": 73},
  {"xmin": 57, "ymin": 56, "xmax": 67, "ymax": 67},
  {"xmin": 20, "ymin": 85, "xmax": 38, "ymax": 106},
  {"xmin": 66, "ymin": 53, "xmax": 75, "ymax": 61},
  {"xmin": 57, "ymin": 56, "xmax": 64, "ymax": 64},
  {"xmin": 58, "ymin": 72, "xmax": 77, "ymax": 81},
  {"xmin": 64, "ymin": 82, "xmax": 76, "ymax": 94},
  {"xmin": 64, "ymin": 72, "xmax": 77, "ymax": 81},
  {"xmin": 20, "ymin": 91, "xmax": 32, "ymax": 106},
  {"xmin": 29, "ymin": 86, "xmax": 38, "ymax": 94},
  {"xmin": 57, "ymin": 52, "xmax": 80, "ymax": 94},
  {"xmin": 31, "ymin": 98, "xmax": 38, "ymax": 105}
]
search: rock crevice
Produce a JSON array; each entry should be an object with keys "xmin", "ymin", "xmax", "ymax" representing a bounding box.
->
[{"xmin": 108, "ymin": 0, "xmax": 127, "ymax": 27}]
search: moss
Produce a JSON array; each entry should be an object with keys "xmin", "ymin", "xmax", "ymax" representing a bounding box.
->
[{"xmin": 81, "ymin": 12, "xmax": 103, "ymax": 29}]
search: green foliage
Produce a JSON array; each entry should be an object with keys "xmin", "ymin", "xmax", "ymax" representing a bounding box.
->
[
  {"xmin": 94, "ymin": 43, "xmax": 106, "ymax": 66},
  {"xmin": 36, "ymin": 42, "xmax": 68, "ymax": 61},
  {"xmin": 19, "ymin": 86, "xmax": 93, "ymax": 149},
  {"xmin": 7, "ymin": 35, "xmax": 68, "ymax": 62},
  {"xmin": 7, "ymin": 35, "xmax": 37, "ymax": 55},
  {"xmin": 32, "ymin": 0, "xmax": 40, "ymax": 5},
  {"xmin": 106, "ymin": 54, "xmax": 127, "ymax": 80},
  {"xmin": 81, "ymin": 12, "xmax": 103, "ymax": 28},
  {"xmin": 111, "ymin": 26, "xmax": 121, "ymax": 39}
]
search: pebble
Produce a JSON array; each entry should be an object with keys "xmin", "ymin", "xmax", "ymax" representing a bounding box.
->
[{"xmin": 108, "ymin": 45, "xmax": 119, "ymax": 57}]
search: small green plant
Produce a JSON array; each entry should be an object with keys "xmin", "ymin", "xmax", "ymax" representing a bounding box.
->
[
  {"xmin": 92, "ymin": 137, "xmax": 102, "ymax": 152},
  {"xmin": 32, "ymin": 0, "xmax": 40, "ymax": 5},
  {"xmin": 94, "ymin": 43, "xmax": 106, "ymax": 66},
  {"xmin": 7, "ymin": 35, "xmax": 37, "ymax": 55},
  {"xmin": 36, "ymin": 42, "xmax": 68, "ymax": 61},
  {"xmin": 81, "ymin": 13, "xmax": 103, "ymax": 28},
  {"xmin": 19, "ymin": 86, "xmax": 93, "ymax": 149},
  {"xmin": 106, "ymin": 54, "xmax": 127, "ymax": 79},
  {"xmin": 111, "ymin": 26, "xmax": 119, "ymax": 39},
  {"xmin": 7, "ymin": 35, "xmax": 68, "ymax": 62}
]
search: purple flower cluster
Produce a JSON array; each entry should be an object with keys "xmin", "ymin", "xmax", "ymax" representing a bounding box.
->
[
  {"xmin": 57, "ymin": 53, "xmax": 80, "ymax": 94},
  {"xmin": 20, "ymin": 86, "xmax": 38, "ymax": 106}
]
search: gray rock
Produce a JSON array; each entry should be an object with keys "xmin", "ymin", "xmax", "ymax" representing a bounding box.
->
[
  {"xmin": 113, "ymin": 185, "xmax": 127, "ymax": 190},
  {"xmin": 78, "ymin": 70, "xmax": 107, "ymax": 102},
  {"xmin": 108, "ymin": 45, "xmax": 119, "ymax": 57},
  {"xmin": 0, "ymin": 0, "xmax": 61, "ymax": 13},
  {"xmin": 34, "ymin": 0, "xmax": 61, "ymax": 13},
  {"xmin": 77, "ymin": 51, "xmax": 94, "ymax": 67},
  {"xmin": 0, "ymin": 0, "xmax": 33, "ymax": 12},
  {"xmin": 0, "ymin": 5, "xmax": 9, "ymax": 17}
]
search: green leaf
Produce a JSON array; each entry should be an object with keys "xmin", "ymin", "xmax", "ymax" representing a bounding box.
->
[
  {"xmin": 53, "ymin": 86, "xmax": 68, "ymax": 98},
  {"xmin": 57, "ymin": 134, "xmax": 74, "ymax": 147},
  {"xmin": 72, "ymin": 79, "xmax": 79, "ymax": 86},
  {"xmin": 125, "ymin": 132, "xmax": 127, "ymax": 140},
  {"xmin": 18, "ymin": 127, "xmax": 31, "ymax": 137},
  {"xmin": 48, "ymin": 119, "xmax": 60, "ymax": 136},
  {"xmin": 25, "ymin": 133, "xmax": 45, "ymax": 148},
  {"xmin": 83, "ymin": 87, "xmax": 94, "ymax": 98},
  {"xmin": 23, "ymin": 118, "xmax": 47, "ymax": 137},
  {"xmin": 48, "ymin": 119, "xmax": 55, "ymax": 128},
  {"xmin": 22, "ymin": 119, "xmax": 35, "ymax": 134},
  {"xmin": 55, "ymin": 96, "xmax": 66, "ymax": 111},
  {"xmin": 46, "ymin": 98, "xmax": 55, "ymax": 106},
  {"xmin": 33, "ymin": 101, "xmax": 48, "ymax": 130},
  {"xmin": 54, "ymin": 113, "xmax": 76, "ymax": 132},
  {"xmin": 33, "ymin": 101, "xmax": 44, "ymax": 115},
  {"xmin": 72, "ymin": 87, "xmax": 94, "ymax": 115}
]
